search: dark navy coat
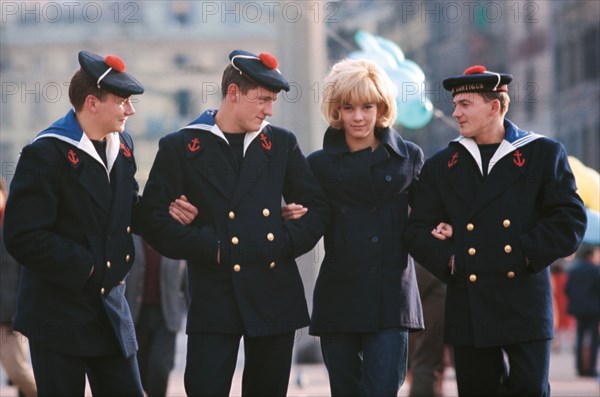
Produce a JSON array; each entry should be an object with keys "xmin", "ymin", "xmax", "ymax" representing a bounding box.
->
[
  {"xmin": 405, "ymin": 119, "xmax": 587, "ymax": 347},
  {"xmin": 3, "ymin": 110, "xmax": 139, "ymax": 357},
  {"xmin": 565, "ymin": 259, "xmax": 600, "ymax": 318},
  {"xmin": 135, "ymin": 109, "xmax": 329, "ymax": 337},
  {"xmin": 308, "ymin": 127, "xmax": 424, "ymax": 335}
]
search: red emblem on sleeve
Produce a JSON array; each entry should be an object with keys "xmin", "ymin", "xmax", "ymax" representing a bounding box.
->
[
  {"xmin": 259, "ymin": 133, "xmax": 272, "ymax": 151},
  {"xmin": 120, "ymin": 142, "xmax": 131, "ymax": 158},
  {"xmin": 187, "ymin": 138, "xmax": 200, "ymax": 152},
  {"xmin": 513, "ymin": 150, "xmax": 525, "ymax": 167},
  {"xmin": 447, "ymin": 152, "xmax": 459, "ymax": 168},
  {"xmin": 67, "ymin": 149, "xmax": 79, "ymax": 165}
]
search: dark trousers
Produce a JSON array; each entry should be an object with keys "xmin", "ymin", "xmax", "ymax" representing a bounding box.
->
[
  {"xmin": 320, "ymin": 328, "xmax": 409, "ymax": 397},
  {"xmin": 29, "ymin": 341, "xmax": 143, "ymax": 396},
  {"xmin": 408, "ymin": 292, "xmax": 446, "ymax": 397},
  {"xmin": 453, "ymin": 339, "xmax": 551, "ymax": 397},
  {"xmin": 184, "ymin": 331, "xmax": 295, "ymax": 397},
  {"xmin": 136, "ymin": 304, "xmax": 177, "ymax": 397},
  {"xmin": 574, "ymin": 315, "xmax": 599, "ymax": 376}
]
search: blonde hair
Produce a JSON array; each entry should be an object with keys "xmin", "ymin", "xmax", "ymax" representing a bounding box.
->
[{"xmin": 321, "ymin": 58, "xmax": 397, "ymax": 129}]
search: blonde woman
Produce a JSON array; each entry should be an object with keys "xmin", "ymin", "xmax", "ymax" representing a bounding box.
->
[{"xmin": 285, "ymin": 58, "xmax": 425, "ymax": 396}]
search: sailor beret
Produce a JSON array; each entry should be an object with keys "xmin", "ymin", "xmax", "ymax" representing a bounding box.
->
[
  {"xmin": 229, "ymin": 50, "xmax": 290, "ymax": 92},
  {"xmin": 78, "ymin": 50, "xmax": 144, "ymax": 98},
  {"xmin": 443, "ymin": 65, "xmax": 512, "ymax": 97}
]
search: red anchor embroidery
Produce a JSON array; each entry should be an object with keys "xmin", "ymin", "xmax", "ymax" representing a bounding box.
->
[
  {"xmin": 120, "ymin": 143, "xmax": 131, "ymax": 158},
  {"xmin": 513, "ymin": 150, "xmax": 525, "ymax": 167},
  {"xmin": 67, "ymin": 149, "xmax": 79, "ymax": 165},
  {"xmin": 259, "ymin": 134, "xmax": 272, "ymax": 151},
  {"xmin": 187, "ymin": 138, "xmax": 200, "ymax": 152},
  {"xmin": 447, "ymin": 152, "xmax": 459, "ymax": 168}
]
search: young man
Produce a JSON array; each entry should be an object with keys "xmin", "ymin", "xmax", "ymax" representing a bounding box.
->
[
  {"xmin": 405, "ymin": 65, "xmax": 587, "ymax": 396},
  {"xmin": 136, "ymin": 50, "xmax": 329, "ymax": 396},
  {"xmin": 5, "ymin": 50, "xmax": 165, "ymax": 396}
]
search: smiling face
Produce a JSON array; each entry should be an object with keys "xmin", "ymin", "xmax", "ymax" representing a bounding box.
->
[
  {"xmin": 340, "ymin": 100, "xmax": 378, "ymax": 151},
  {"xmin": 94, "ymin": 93, "xmax": 136, "ymax": 135}
]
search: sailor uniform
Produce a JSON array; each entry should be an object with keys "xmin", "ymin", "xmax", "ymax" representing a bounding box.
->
[{"xmin": 3, "ymin": 50, "xmax": 144, "ymax": 396}]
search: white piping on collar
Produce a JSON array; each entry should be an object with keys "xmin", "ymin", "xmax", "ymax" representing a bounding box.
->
[
  {"xmin": 34, "ymin": 132, "xmax": 120, "ymax": 179},
  {"xmin": 185, "ymin": 120, "xmax": 270, "ymax": 156},
  {"xmin": 456, "ymin": 133, "xmax": 543, "ymax": 175}
]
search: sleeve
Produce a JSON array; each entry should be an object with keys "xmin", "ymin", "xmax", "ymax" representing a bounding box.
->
[
  {"xmin": 3, "ymin": 143, "xmax": 95, "ymax": 292},
  {"xmin": 519, "ymin": 142, "xmax": 587, "ymax": 273},
  {"xmin": 133, "ymin": 136, "xmax": 219, "ymax": 262},
  {"xmin": 281, "ymin": 133, "xmax": 329, "ymax": 259},
  {"xmin": 404, "ymin": 158, "xmax": 456, "ymax": 282}
]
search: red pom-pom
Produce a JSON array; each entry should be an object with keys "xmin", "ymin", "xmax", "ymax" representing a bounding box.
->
[
  {"xmin": 464, "ymin": 65, "xmax": 486, "ymax": 75},
  {"xmin": 258, "ymin": 52, "xmax": 278, "ymax": 70},
  {"xmin": 104, "ymin": 55, "xmax": 126, "ymax": 73}
]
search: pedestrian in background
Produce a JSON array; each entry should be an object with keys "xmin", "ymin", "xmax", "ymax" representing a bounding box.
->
[
  {"xmin": 125, "ymin": 234, "xmax": 188, "ymax": 397},
  {"xmin": 565, "ymin": 243, "xmax": 600, "ymax": 377},
  {"xmin": 408, "ymin": 262, "xmax": 449, "ymax": 397},
  {"xmin": 0, "ymin": 177, "xmax": 37, "ymax": 397},
  {"xmin": 405, "ymin": 65, "xmax": 587, "ymax": 396}
]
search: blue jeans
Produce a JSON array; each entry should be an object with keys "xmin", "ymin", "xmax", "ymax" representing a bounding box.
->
[{"xmin": 320, "ymin": 328, "xmax": 408, "ymax": 397}]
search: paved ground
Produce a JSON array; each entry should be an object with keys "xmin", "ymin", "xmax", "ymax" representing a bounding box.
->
[{"xmin": 2, "ymin": 331, "xmax": 598, "ymax": 396}]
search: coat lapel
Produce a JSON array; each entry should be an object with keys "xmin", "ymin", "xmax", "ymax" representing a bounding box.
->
[
  {"xmin": 65, "ymin": 147, "xmax": 112, "ymax": 214},
  {"xmin": 183, "ymin": 130, "xmax": 235, "ymax": 199},
  {"xmin": 106, "ymin": 141, "xmax": 136, "ymax": 231},
  {"xmin": 230, "ymin": 130, "xmax": 274, "ymax": 207},
  {"xmin": 467, "ymin": 147, "xmax": 527, "ymax": 218},
  {"xmin": 445, "ymin": 147, "xmax": 480, "ymax": 206}
]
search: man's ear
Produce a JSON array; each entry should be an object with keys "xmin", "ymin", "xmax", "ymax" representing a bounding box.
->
[
  {"xmin": 227, "ymin": 83, "xmax": 240, "ymax": 102},
  {"xmin": 84, "ymin": 95, "xmax": 99, "ymax": 112},
  {"xmin": 490, "ymin": 98, "xmax": 500, "ymax": 117}
]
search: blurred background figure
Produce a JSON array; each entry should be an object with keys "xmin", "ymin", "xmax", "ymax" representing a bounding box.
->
[
  {"xmin": 0, "ymin": 178, "xmax": 37, "ymax": 397},
  {"xmin": 126, "ymin": 235, "xmax": 188, "ymax": 397},
  {"xmin": 550, "ymin": 257, "xmax": 575, "ymax": 353},
  {"xmin": 408, "ymin": 262, "xmax": 452, "ymax": 397},
  {"xmin": 565, "ymin": 242, "xmax": 600, "ymax": 378}
]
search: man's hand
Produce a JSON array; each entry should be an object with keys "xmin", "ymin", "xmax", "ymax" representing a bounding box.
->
[
  {"xmin": 281, "ymin": 203, "xmax": 308, "ymax": 220},
  {"xmin": 432, "ymin": 222, "xmax": 453, "ymax": 240},
  {"xmin": 169, "ymin": 195, "xmax": 198, "ymax": 225}
]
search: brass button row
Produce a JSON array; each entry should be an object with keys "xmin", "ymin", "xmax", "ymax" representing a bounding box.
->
[
  {"xmin": 232, "ymin": 261, "xmax": 277, "ymax": 273},
  {"xmin": 467, "ymin": 245, "xmax": 512, "ymax": 255},
  {"xmin": 228, "ymin": 209, "xmax": 271, "ymax": 220},
  {"xmin": 231, "ymin": 233, "xmax": 276, "ymax": 245},
  {"xmin": 469, "ymin": 272, "xmax": 516, "ymax": 283},
  {"xmin": 466, "ymin": 219, "xmax": 511, "ymax": 231}
]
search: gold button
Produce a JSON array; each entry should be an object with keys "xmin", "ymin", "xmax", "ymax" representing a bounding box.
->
[
  {"xmin": 229, "ymin": 211, "xmax": 235, "ymax": 220},
  {"xmin": 504, "ymin": 245, "xmax": 512, "ymax": 254},
  {"xmin": 466, "ymin": 223, "xmax": 474, "ymax": 231},
  {"xmin": 507, "ymin": 271, "xmax": 515, "ymax": 279},
  {"xmin": 125, "ymin": 254, "xmax": 131, "ymax": 262},
  {"xmin": 106, "ymin": 261, "xmax": 111, "ymax": 269},
  {"xmin": 231, "ymin": 236, "xmax": 239, "ymax": 245},
  {"xmin": 267, "ymin": 233, "xmax": 274, "ymax": 241},
  {"xmin": 503, "ymin": 219, "xmax": 511, "ymax": 228},
  {"xmin": 468, "ymin": 248, "xmax": 476, "ymax": 256},
  {"xmin": 233, "ymin": 264, "xmax": 241, "ymax": 272},
  {"xmin": 126, "ymin": 226, "xmax": 131, "ymax": 234},
  {"xmin": 262, "ymin": 208, "xmax": 270, "ymax": 217},
  {"xmin": 469, "ymin": 274, "xmax": 477, "ymax": 282},
  {"xmin": 269, "ymin": 261, "xmax": 276, "ymax": 269},
  {"xmin": 100, "ymin": 288, "xmax": 105, "ymax": 295}
]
